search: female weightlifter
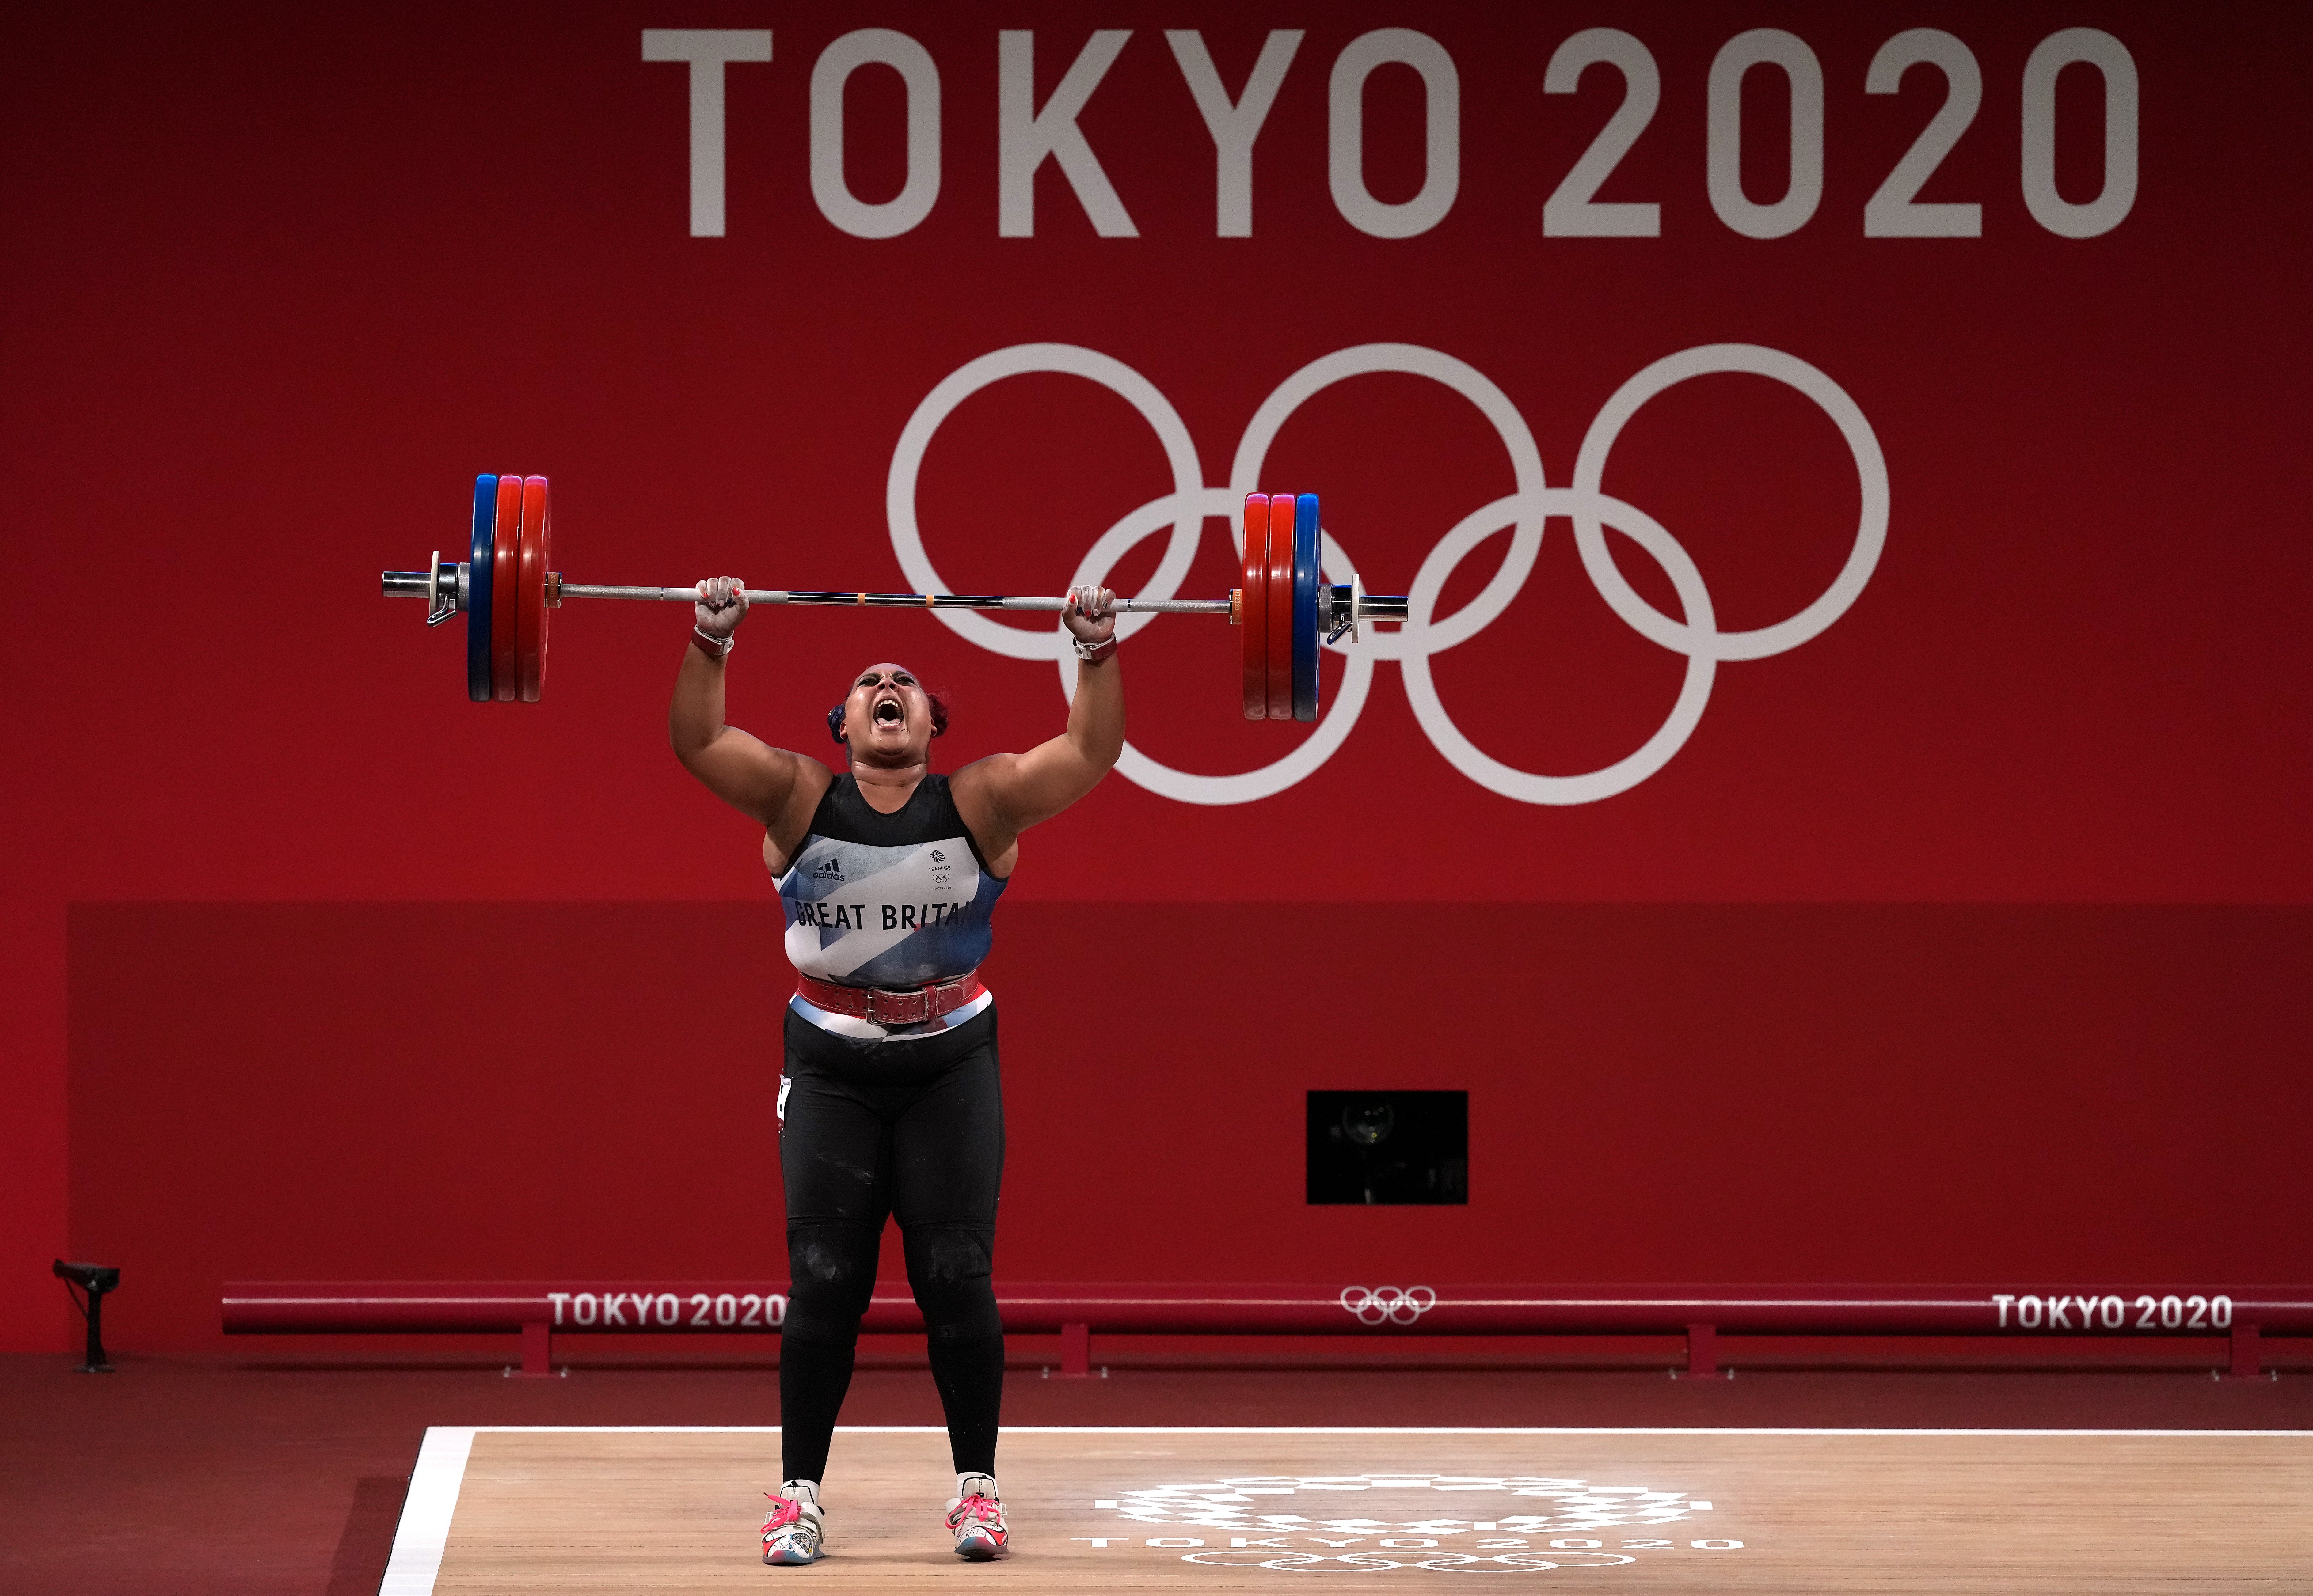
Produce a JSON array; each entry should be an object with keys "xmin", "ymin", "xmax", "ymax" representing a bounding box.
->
[{"xmin": 670, "ymin": 575, "xmax": 1121, "ymax": 1566}]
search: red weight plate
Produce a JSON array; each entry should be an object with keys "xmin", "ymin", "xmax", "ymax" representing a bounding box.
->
[
  {"xmin": 516, "ymin": 476, "xmax": 550, "ymax": 702},
  {"xmin": 491, "ymin": 473, "xmax": 523, "ymax": 702},
  {"xmin": 1265, "ymin": 493, "xmax": 1296, "ymax": 719},
  {"xmin": 1240, "ymin": 495, "xmax": 1269, "ymax": 720}
]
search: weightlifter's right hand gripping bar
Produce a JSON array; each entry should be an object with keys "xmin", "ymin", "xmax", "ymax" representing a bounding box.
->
[{"xmin": 380, "ymin": 476, "xmax": 1409, "ymax": 721}]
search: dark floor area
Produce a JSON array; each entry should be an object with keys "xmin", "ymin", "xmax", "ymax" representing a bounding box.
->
[{"xmin": 2, "ymin": 1348, "xmax": 2307, "ymax": 1596}]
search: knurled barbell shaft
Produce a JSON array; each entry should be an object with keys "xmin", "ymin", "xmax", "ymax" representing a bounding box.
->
[{"xmin": 563, "ymin": 583, "xmax": 1235, "ymax": 614}]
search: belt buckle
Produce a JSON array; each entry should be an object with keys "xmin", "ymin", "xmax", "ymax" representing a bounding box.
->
[{"xmin": 866, "ymin": 985, "xmax": 930, "ymax": 1026}]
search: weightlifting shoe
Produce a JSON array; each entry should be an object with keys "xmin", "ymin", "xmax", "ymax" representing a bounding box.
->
[
  {"xmin": 946, "ymin": 1474, "xmax": 1009, "ymax": 1560},
  {"xmin": 760, "ymin": 1483, "xmax": 824, "ymax": 1565}
]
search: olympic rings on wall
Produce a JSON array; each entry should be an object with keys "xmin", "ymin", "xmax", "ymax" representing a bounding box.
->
[
  {"xmin": 886, "ymin": 341, "xmax": 1888, "ymax": 806},
  {"xmin": 1339, "ymin": 1284, "xmax": 1438, "ymax": 1325}
]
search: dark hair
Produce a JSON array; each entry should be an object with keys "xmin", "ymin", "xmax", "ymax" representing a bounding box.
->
[{"xmin": 827, "ymin": 689, "xmax": 950, "ymax": 743}]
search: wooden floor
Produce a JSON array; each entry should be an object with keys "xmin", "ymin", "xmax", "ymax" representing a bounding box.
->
[{"xmin": 390, "ymin": 1424, "xmax": 2313, "ymax": 1593}]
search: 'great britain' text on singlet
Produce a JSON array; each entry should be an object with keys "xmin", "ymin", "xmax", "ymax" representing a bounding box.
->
[{"xmin": 775, "ymin": 774, "xmax": 1005, "ymax": 1041}]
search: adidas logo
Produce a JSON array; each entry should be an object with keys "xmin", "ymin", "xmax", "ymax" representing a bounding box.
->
[{"xmin": 811, "ymin": 859, "xmax": 844, "ymax": 879}]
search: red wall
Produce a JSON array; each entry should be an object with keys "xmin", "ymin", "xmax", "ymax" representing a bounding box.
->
[
  {"xmin": 8, "ymin": 0, "xmax": 2312, "ymax": 1349},
  {"xmin": 67, "ymin": 902, "xmax": 2313, "ymax": 1349}
]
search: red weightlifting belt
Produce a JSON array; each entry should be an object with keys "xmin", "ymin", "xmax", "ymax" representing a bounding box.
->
[{"xmin": 794, "ymin": 970, "xmax": 985, "ymax": 1028}]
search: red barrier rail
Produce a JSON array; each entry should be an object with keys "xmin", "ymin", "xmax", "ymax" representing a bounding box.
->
[{"xmin": 223, "ymin": 1281, "xmax": 2310, "ymax": 1380}]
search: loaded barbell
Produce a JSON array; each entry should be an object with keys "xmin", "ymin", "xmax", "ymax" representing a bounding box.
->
[{"xmin": 381, "ymin": 475, "xmax": 1410, "ymax": 721}]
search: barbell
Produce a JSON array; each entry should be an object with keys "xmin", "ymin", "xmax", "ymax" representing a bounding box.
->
[{"xmin": 381, "ymin": 475, "xmax": 1410, "ymax": 721}]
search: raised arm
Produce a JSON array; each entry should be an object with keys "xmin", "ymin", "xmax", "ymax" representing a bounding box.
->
[
  {"xmin": 669, "ymin": 577, "xmax": 827, "ymax": 830},
  {"xmin": 953, "ymin": 586, "xmax": 1121, "ymax": 852}
]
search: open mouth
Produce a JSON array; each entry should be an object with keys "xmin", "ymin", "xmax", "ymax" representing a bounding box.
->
[{"xmin": 873, "ymin": 698, "xmax": 904, "ymax": 727}]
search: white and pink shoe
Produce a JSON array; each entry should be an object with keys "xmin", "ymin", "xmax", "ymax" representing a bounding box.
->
[
  {"xmin": 945, "ymin": 1474, "xmax": 1009, "ymax": 1560},
  {"xmin": 760, "ymin": 1482, "xmax": 824, "ymax": 1565}
]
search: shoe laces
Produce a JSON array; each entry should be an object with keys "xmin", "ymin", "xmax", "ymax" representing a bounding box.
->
[
  {"xmin": 947, "ymin": 1492, "xmax": 1002, "ymax": 1530},
  {"xmin": 762, "ymin": 1493, "xmax": 805, "ymax": 1533}
]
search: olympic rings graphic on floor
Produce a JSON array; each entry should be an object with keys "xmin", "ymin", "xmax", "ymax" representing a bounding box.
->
[
  {"xmin": 887, "ymin": 341, "xmax": 1889, "ymax": 806},
  {"xmin": 1339, "ymin": 1285, "xmax": 1438, "ymax": 1326}
]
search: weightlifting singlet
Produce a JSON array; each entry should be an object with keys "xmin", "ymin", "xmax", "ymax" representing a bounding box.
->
[{"xmin": 776, "ymin": 774, "xmax": 1005, "ymax": 1043}]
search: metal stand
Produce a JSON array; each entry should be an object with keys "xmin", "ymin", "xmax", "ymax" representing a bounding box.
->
[{"xmin": 52, "ymin": 1260, "xmax": 119, "ymax": 1373}]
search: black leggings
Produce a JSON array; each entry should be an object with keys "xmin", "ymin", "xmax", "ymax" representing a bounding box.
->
[{"xmin": 778, "ymin": 1016, "xmax": 1004, "ymax": 1484}]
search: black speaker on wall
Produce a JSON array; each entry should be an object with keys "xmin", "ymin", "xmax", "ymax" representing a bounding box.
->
[{"xmin": 1306, "ymin": 1090, "xmax": 1467, "ymax": 1205}]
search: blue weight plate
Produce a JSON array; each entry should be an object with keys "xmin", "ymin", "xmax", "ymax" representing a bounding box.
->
[
  {"xmin": 467, "ymin": 474, "xmax": 497, "ymax": 702},
  {"xmin": 1291, "ymin": 492, "xmax": 1320, "ymax": 722}
]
